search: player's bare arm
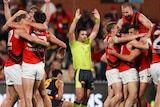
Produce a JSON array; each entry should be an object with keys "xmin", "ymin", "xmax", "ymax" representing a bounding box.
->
[
  {"xmin": 139, "ymin": 13, "xmax": 153, "ymax": 37},
  {"xmin": 44, "ymin": 0, "xmax": 51, "ymax": 25},
  {"xmin": 108, "ymin": 48, "xmax": 141, "ymax": 62},
  {"xmin": 3, "ymin": 0, "xmax": 11, "ymax": 21},
  {"xmin": 15, "ymin": 29, "xmax": 49, "ymax": 47},
  {"xmin": 100, "ymin": 53, "xmax": 108, "ymax": 64},
  {"xmin": 112, "ymin": 33, "xmax": 146, "ymax": 44},
  {"xmin": 56, "ymin": 80, "xmax": 64, "ymax": 100}
]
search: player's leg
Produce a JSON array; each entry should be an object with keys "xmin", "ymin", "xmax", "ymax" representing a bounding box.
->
[
  {"xmin": 33, "ymin": 80, "xmax": 43, "ymax": 107},
  {"xmin": 104, "ymin": 86, "xmax": 114, "ymax": 107},
  {"xmin": 33, "ymin": 62, "xmax": 49, "ymax": 107},
  {"xmin": 108, "ymin": 69, "xmax": 123, "ymax": 107},
  {"xmin": 119, "ymin": 84, "xmax": 128, "ymax": 107},
  {"xmin": 13, "ymin": 65, "xmax": 25, "ymax": 107},
  {"xmin": 154, "ymin": 81, "xmax": 160, "ymax": 107},
  {"xmin": 124, "ymin": 81, "xmax": 138, "ymax": 107},
  {"xmin": 0, "ymin": 85, "xmax": 18, "ymax": 107},
  {"xmin": 38, "ymin": 76, "xmax": 52, "ymax": 107},
  {"xmin": 138, "ymin": 68, "xmax": 151, "ymax": 107},
  {"xmin": 110, "ymin": 82, "xmax": 123, "ymax": 107},
  {"xmin": 22, "ymin": 78, "xmax": 35, "ymax": 107}
]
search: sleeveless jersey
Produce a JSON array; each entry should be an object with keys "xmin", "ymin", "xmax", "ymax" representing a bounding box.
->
[
  {"xmin": 23, "ymin": 26, "xmax": 47, "ymax": 64},
  {"xmin": 122, "ymin": 11, "xmax": 148, "ymax": 33},
  {"xmin": 69, "ymin": 38, "xmax": 92, "ymax": 70},
  {"xmin": 5, "ymin": 29, "xmax": 24, "ymax": 66},
  {"xmin": 136, "ymin": 50, "xmax": 150, "ymax": 72},
  {"xmin": 151, "ymin": 23, "xmax": 160, "ymax": 64},
  {"xmin": 45, "ymin": 78, "xmax": 58, "ymax": 100},
  {"xmin": 118, "ymin": 44, "xmax": 136, "ymax": 72},
  {"xmin": 105, "ymin": 35, "xmax": 120, "ymax": 70}
]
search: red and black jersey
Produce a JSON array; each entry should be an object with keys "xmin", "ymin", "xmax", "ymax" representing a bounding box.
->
[
  {"xmin": 5, "ymin": 29, "xmax": 24, "ymax": 66},
  {"xmin": 122, "ymin": 11, "xmax": 148, "ymax": 33},
  {"xmin": 105, "ymin": 35, "xmax": 121, "ymax": 70},
  {"xmin": 23, "ymin": 26, "xmax": 48, "ymax": 64},
  {"xmin": 151, "ymin": 23, "xmax": 160, "ymax": 64},
  {"xmin": 118, "ymin": 44, "xmax": 136, "ymax": 72}
]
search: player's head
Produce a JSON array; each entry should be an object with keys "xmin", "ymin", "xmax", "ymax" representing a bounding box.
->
[
  {"xmin": 16, "ymin": 14, "xmax": 27, "ymax": 22},
  {"xmin": 119, "ymin": 23, "xmax": 130, "ymax": 34},
  {"xmin": 76, "ymin": 27, "xmax": 88, "ymax": 42},
  {"xmin": 52, "ymin": 69, "xmax": 63, "ymax": 80},
  {"xmin": 121, "ymin": 2, "xmax": 133, "ymax": 21},
  {"xmin": 106, "ymin": 22, "xmax": 118, "ymax": 35},
  {"xmin": 128, "ymin": 24, "xmax": 139, "ymax": 35},
  {"xmin": 28, "ymin": 6, "xmax": 40, "ymax": 21},
  {"xmin": 34, "ymin": 10, "xmax": 46, "ymax": 23}
]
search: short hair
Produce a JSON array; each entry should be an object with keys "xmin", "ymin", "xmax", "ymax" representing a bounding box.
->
[
  {"xmin": 128, "ymin": 24, "xmax": 140, "ymax": 31},
  {"xmin": 34, "ymin": 10, "xmax": 46, "ymax": 23},
  {"xmin": 119, "ymin": 23, "xmax": 130, "ymax": 34},
  {"xmin": 121, "ymin": 2, "xmax": 133, "ymax": 9},
  {"xmin": 106, "ymin": 22, "xmax": 117, "ymax": 33},
  {"xmin": 76, "ymin": 27, "xmax": 87, "ymax": 35},
  {"xmin": 28, "ymin": 5, "xmax": 40, "ymax": 12},
  {"xmin": 16, "ymin": 14, "xmax": 26, "ymax": 22},
  {"xmin": 52, "ymin": 69, "xmax": 62, "ymax": 78},
  {"xmin": 75, "ymin": 27, "xmax": 87, "ymax": 39}
]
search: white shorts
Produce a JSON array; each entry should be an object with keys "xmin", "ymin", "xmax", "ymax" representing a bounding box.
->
[
  {"xmin": 105, "ymin": 69, "xmax": 122, "ymax": 86},
  {"xmin": 22, "ymin": 61, "xmax": 44, "ymax": 80},
  {"xmin": 4, "ymin": 64, "xmax": 22, "ymax": 85},
  {"xmin": 120, "ymin": 68, "xmax": 138, "ymax": 84},
  {"xmin": 150, "ymin": 63, "xmax": 160, "ymax": 85},
  {"xmin": 139, "ymin": 68, "xmax": 151, "ymax": 83}
]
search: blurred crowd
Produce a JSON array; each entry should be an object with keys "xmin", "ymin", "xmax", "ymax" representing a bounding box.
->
[{"xmin": 0, "ymin": 0, "xmax": 122, "ymax": 82}]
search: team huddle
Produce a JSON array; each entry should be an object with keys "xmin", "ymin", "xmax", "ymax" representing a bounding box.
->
[
  {"xmin": 0, "ymin": 0, "xmax": 160, "ymax": 107},
  {"xmin": 101, "ymin": 3, "xmax": 160, "ymax": 107}
]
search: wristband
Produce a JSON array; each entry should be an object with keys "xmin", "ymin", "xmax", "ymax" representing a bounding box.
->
[
  {"xmin": 73, "ymin": 18, "xmax": 78, "ymax": 23},
  {"xmin": 95, "ymin": 18, "xmax": 100, "ymax": 23}
]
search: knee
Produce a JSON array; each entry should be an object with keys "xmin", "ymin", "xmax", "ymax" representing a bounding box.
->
[
  {"xmin": 25, "ymin": 95, "xmax": 33, "ymax": 101},
  {"xmin": 115, "ymin": 93, "xmax": 123, "ymax": 101},
  {"xmin": 39, "ymin": 90, "xmax": 47, "ymax": 98},
  {"xmin": 128, "ymin": 93, "xmax": 138, "ymax": 100}
]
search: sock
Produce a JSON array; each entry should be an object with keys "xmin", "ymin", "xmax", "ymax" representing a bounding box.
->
[{"xmin": 72, "ymin": 102, "xmax": 81, "ymax": 107}]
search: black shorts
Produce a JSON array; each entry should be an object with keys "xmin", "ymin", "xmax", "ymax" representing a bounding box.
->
[
  {"xmin": 52, "ymin": 100, "xmax": 63, "ymax": 107},
  {"xmin": 75, "ymin": 69, "xmax": 94, "ymax": 89}
]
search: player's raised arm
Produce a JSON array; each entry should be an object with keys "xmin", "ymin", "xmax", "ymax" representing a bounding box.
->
[
  {"xmin": 44, "ymin": 0, "xmax": 51, "ymax": 25},
  {"xmin": 3, "ymin": 0, "xmax": 11, "ymax": 20},
  {"xmin": 2, "ymin": 10, "xmax": 27, "ymax": 31}
]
